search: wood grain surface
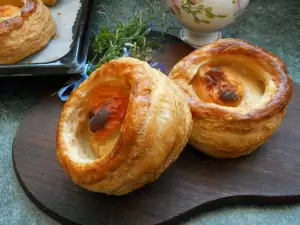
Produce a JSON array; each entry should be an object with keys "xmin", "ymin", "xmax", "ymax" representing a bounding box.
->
[{"xmin": 12, "ymin": 33, "xmax": 300, "ymax": 225}]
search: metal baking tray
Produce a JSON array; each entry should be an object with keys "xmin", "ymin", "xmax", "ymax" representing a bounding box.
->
[{"xmin": 0, "ymin": 0, "xmax": 96, "ymax": 77}]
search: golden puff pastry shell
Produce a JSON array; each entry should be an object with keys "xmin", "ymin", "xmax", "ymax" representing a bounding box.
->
[
  {"xmin": 0, "ymin": 0, "xmax": 56, "ymax": 64},
  {"xmin": 56, "ymin": 57, "xmax": 193, "ymax": 195},
  {"xmin": 169, "ymin": 38, "xmax": 293, "ymax": 159}
]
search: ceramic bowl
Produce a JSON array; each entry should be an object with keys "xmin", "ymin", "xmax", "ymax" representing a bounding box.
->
[{"xmin": 166, "ymin": 0, "xmax": 249, "ymax": 47}]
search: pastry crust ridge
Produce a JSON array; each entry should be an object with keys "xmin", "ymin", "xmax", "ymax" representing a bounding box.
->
[
  {"xmin": 57, "ymin": 57, "xmax": 193, "ymax": 195},
  {"xmin": 169, "ymin": 38, "xmax": 293, "ymax": 158}
]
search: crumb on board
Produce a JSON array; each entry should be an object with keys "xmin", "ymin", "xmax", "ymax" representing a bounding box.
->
[
  {"xmin": 53, "ymin": 33, "xmax": 60, "ymax": 40},
  {"xmin": 58, "ymin": 12, "xmax": 62, "ymax": 16}
]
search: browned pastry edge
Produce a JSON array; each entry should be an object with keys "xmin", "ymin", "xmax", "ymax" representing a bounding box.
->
[
  {"xmin": 56, "ymin": 57, "xmax": 193, "ymax": 195},
  {"xmin": 169, "ymin": 38, "xmax": 293, "ymax": 122},
  {"xmin": 0, "ymin": 0, "xmax": 37, "ymax": 35},
  {"xmin": 42, "ymin": 0, "xmax": 57, "ymax": 6},
  {"xmin": 57, "ymin": 60, "xmax": 153, "ymax": 185}
]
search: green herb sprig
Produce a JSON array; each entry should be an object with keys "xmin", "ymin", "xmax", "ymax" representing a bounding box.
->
[
  {"xmin": 90, "ymin": 12, "xmax": 158, "ymax": 67},
  {"xmin": 89, "ymin": 1, "xmax": 176, "ymax": 70}
]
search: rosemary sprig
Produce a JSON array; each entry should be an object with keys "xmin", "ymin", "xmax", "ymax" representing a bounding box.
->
[{"xmin": 89, "ymin": 1, "xmax": 170, "ymax": 69}]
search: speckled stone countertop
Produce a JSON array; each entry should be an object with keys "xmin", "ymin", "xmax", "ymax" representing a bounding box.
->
[{"xmin": 0, "ymin": 0, "xmax": 300, "ymax": 224}]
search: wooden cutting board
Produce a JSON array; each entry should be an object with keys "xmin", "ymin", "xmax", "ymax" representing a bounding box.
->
[{"xmin": 12, "ymin": 33, "xmax": 300, "ymax": 225}]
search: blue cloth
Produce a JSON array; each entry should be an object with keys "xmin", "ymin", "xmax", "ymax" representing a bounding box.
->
[
  {"xmin": 58, "ymin": 64, "xmax": 93, "ymax": 102},
  {"xmin": 149, "ymin": 61, "xmax": 166, "ymax": 74},
  {"xmin": 123, "ymin": 47, "xmax": 131, "ymax": 57}
]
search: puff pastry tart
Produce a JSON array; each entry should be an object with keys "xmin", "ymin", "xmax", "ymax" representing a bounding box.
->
[
  {"xmin": 57, "ymin": 57, "xmax": 193, "ymax": 195},
  {"xmin": 169, "ymin": 38, "xmax": 293, "ymax": 159},
  {"xmin": 0, "ymin": 0, "xmax": 56, "ymax": 64}
]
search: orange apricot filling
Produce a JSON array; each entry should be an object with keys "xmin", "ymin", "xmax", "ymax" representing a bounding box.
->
[
  {"xmin": 192, "ymin": 66, "xmax": 244, "ymax": 107},
  {"xmin": 88, "ymin": 84, "xmax": 129, "ymax": 140}
]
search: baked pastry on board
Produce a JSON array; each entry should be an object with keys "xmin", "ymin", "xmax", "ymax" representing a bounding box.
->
[
  {"xmin": 0, "ymin": 0, "xmax": 56, "ymax": 64},
  {"xmin": 56, "ymin": 57, "xmax": 193, "ymax": 195},
  {"xmin": 169, "ymin": 38, "xmax": 293, "ymax": 159}
]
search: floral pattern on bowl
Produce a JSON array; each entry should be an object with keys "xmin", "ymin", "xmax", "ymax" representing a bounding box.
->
[{"xmin": 167, "ymin": 0, "xmax": 248, "ymax": 33}]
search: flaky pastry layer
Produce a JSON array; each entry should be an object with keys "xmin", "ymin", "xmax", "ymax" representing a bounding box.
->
[
  {"xmin": 0, "ymin": 0, "xmax": 56, "ymax": 64},
  {"xmin": 57, "ymin": 57, "xmax": 193, "ymax": 195},
  {"xmin": 169, "ymin": 38, "xmax": 293, "ymax": 158},
  {"xmin": 42, "ymin": 0, "xmax": 57, "ymax": 6}
]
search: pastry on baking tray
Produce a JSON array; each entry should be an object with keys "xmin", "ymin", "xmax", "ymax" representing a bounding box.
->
[
  {"xmin": 0, "ymin": 0, "xmax": 56, "ymax": 64},
  {"xmin": 169, "ymin": 38, "xmax": 293, "ymax": 159},
  {"xmin": 42, "ymin": 0, "xmax": 57, "ymax": 6},
  {"xmin": 56, "ymin": 57, "xmax": 193, "ymax": 195}
]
